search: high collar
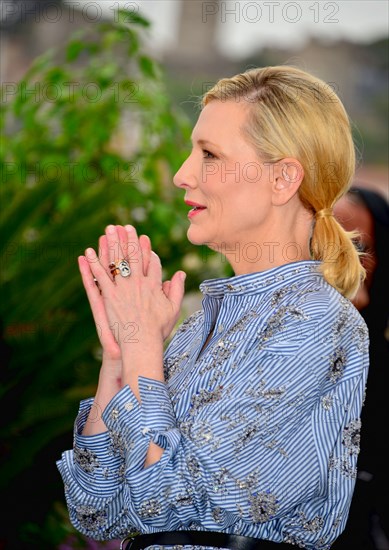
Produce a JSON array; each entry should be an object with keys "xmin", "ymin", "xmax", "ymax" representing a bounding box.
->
[{"xmin": 199, "ymin": 261, "xmax": 322, "ymax": 298}]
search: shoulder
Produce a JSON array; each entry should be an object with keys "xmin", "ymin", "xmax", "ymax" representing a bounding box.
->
[
  {"xmin": 266, "ymin": 269, "xmax": 367, "ymax": 329},
  {"xmin": 255, "ymin": 272, "xmax": 368, "ymax": 369}
]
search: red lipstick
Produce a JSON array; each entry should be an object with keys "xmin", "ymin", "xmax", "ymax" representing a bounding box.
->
[{"xmin": 185, "ymin": 200, "xmax": 207, "ymax": 219}]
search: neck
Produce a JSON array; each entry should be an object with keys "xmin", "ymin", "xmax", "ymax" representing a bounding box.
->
[{"xmin": 223, "ymin": 208, "xmax": 314, "ymax": 275}]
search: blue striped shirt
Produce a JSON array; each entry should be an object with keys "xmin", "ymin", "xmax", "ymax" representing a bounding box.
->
[{"xmin": 57, "ymin": 261, "xmax": 369, "ymax": 549}]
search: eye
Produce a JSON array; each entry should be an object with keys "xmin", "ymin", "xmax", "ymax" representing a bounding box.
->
[{"xmin": 203, "ymin": 149, "xmax": 216, "ymax": 159}]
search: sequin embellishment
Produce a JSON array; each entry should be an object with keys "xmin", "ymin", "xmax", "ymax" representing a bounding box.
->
[
  {"xmin": 108, "ymin": 430, "xmax": 130, "ymax": 458},
  {"xmin": 75, "ymin": 505, "xmax": 107, "ymax": 530},
  {"xmin": 248, "ymin": 490, "xmax": 279, "ymax": 523},
  {"xmin": 212, "ymin": 507, "xmax": 223, "ymax": 524},
  {"xmin": 353, "ymin": 324, "xmax": 369, "ymax": 353},
  {"xmin": 164, "ymin": 353, "xmax": 189, "ymax": 381},
  {"xmin": 342, "ymin": 419, "xmax": 361, "ymax": 455},
  {"xmin": 186, "ymin": 455, "xmax": 201, "ymax": 478},
  {"xmin": 329, "ymin": 454, "xmax": 357, "ymax": 479},
  {"xmin": 321, "ymin": 395, "xmax": 333, "ymax": 410},
  {"xmin": 139, "ymin": 498, "xmax": 161, "ymax": 518},
  {"xmin": 74, "ymin": 447, "xmax": 99, "ymax": 474},
  {"xmin": 175, "ymin": 310, "xmax": 202, "ymax": 335},
  {"xmin": 189, "ymin": 384, "xmax": 231, "ymax": 415},
  {"xmin": 328, "ymin": 347, "xmax": 347, "ymax": 383},
  {"xmin": 257, "ymin": 305, "xmax": 309, "ymax": 347},
  {"xmin": 299, "ymin": 511, "xmax": 324, "ymax": 533}
]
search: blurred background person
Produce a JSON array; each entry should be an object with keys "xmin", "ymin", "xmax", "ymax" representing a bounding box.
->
[{"xmin": 333, "ymin": 186, "xmax": 389, "ymax": 550}]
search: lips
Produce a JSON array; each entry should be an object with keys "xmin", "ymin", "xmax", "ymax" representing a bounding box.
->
[
  {"xmin": 185, "ymin": 200, "xmax": 207, "ymax": 219},
  {"xmin": 185, "ymin": 200, "xmax": 206, "ymax": 209}
]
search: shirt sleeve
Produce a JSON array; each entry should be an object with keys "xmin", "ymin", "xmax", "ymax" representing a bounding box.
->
[{"xmin": 57, "ymin": 291, "xmax": 369, "ymax": 546}]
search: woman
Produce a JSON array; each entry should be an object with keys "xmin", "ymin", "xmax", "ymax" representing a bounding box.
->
[{"xmin": 57, "ymin": 66, "xmax": 369, "ymax": 549}]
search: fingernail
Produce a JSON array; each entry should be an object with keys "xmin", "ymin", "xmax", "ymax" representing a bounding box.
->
[
  {"xmin": 125, "ymin": 224, "xmax": 134, "ymax": 232},
  {"xmin": 85, "ymin": 248, "xmax": 96, "ymax": 260},
  {"xmin": 180, "ymin": 271, "xmax": 186, "ymax": 281},
  {"xmin": 107, "ymin": 225, "xmax": 116, "ymax": 234}
]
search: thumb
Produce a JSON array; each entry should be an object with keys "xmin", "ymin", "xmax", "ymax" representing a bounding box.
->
[{"xmin": 167, "ymin": 271, "xmax": 186, "ymax": 312}]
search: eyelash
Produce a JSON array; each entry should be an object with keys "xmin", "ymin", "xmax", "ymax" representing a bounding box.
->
[{"xmin": 202, "ymin": 149, "xmax": 216, "ymax": 159}]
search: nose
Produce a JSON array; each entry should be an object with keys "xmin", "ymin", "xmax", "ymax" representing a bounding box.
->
[{"xmin": 173, "ymin": 152, "xmax": 197, "ymax": 189}]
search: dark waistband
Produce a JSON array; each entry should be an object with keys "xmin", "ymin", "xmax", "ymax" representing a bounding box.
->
[{"xmin": 122, "ymin": 530, "xmax": 293, "ymax": 550}]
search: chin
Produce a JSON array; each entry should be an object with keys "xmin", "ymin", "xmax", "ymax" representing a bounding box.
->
[
  {"xmin": 187, "ymin": 229, "xmax": 221, "ymax": 252},
  {"xmin": 186, "ymin": 227, "xmax": 211, "ymax": 247}
]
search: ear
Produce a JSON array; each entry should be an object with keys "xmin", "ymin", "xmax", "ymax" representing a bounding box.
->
[{"xmin": 272, "ymin": 158, "xmax": 304, "ymax": 206}]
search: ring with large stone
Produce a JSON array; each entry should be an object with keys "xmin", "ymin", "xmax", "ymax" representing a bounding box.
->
[{"xmin": 109, "ymin": 259, "xmax": 131, "ymax": 278}]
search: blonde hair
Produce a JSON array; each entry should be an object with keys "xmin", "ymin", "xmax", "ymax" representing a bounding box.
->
[{"xmin": 202, "ymin": 66, "xmax": 365, "ymax": 298}]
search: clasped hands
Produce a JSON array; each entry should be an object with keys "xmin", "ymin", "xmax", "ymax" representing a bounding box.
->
[{"xmin": 78, "ymin": 224, "xmax": 186, "ymax": 366}]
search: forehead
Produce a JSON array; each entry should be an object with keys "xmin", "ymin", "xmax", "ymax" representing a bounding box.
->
[{"xmin": 192, "ymin": 100, "xmax": 251, "ymax": 149}]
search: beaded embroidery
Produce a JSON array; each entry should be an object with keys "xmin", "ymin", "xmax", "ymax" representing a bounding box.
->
[
  {"xmin": 248, "ymin": 490, "xmax": 279, "ymax": 523},
  {"xmin": 139, "ymin": 498, "xmax": 162, "ymax": 518},
  {"xmin": 75, "ymin": 505, "xmax": 107, "ymax": 530},
  {"xmin": 299, "ymin": 511, "xmax": 324, "ymax": 533},
  {"xmin": 174, "ymin": 310, "xmax": 203, "ymax": 335},
  {"xmin": 352, "ymin": 324, "xmax": 369, "ymax": 353},
  {"xmin": 342, "ymin": 419, "xmax": 361, "ymax": 455},
  {"xmin": 108, "ymin": 429, "xmax": 131, "ymax": 458},
  {"xmin": 74, "ymin": 447, "xmax": 99, "ymax": 474},
  {"xmin": 328, "ymin": 347, "xmax": 347, "ymax": 383}
]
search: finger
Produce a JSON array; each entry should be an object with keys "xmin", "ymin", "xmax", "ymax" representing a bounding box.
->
[
  {"xmin": 116, "ymin": 225, "xmax": 129, "ymax": 260},
  {"xmin": 147, "ymin": 250, "xmax": 163, "ymax": 284},
  {"xmin": 78, "ymin": 255, "xmax": 100, "ymax": 300},
  {"xmin": 78, "ymin": 256, "xmax": 113, "ymax": 347},
  {"xmin": 124, "ymin": 224, "xmax": 143, "ymax": 276},
  {"xmin": 105, "ymin": 225, "xmax": 124, "ymax": 266},
  {"xmin": 139, "ymin": 234, "xmax": 151, "ymax": 275},
  {"xmin": 98, "ymin": 235, "xmax": 112, "ymax": 280},
  {"xmin": 166, "ymin": 271, "xmax": 186, "ymax": 312},
  {"xmin": 78, "ymin": 255, "xmax": 106, "ymax": 320},
  {"xmin": 85, "ymin": 247, "xmax": 112, "ymax": 289}
]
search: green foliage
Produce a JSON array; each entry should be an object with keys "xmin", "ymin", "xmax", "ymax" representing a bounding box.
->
[{"xmin": 0, "ymin": 11, "xmax": 221, "ymax": 548}]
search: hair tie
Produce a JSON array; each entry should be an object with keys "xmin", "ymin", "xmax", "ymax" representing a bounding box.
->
[{"xmin": 315, "ymin": 208, "xmax": 333, "ymax": 220}]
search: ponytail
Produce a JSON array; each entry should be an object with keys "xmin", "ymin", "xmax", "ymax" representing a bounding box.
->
[{"xmin": 311, "ymin": 211, "xmax": 366, "ymax": 299}]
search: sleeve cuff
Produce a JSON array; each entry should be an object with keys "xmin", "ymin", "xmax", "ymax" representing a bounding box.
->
[{"xmin": 138, "ymin": 377, "xmax": 176, "ymax": 432}]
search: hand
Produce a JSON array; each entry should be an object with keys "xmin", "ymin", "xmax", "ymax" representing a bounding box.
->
[
  {"xmin": 85, "ymin": 224, "xmax": 186, "ymax": 352},
  {"xmin": 78, "ymin": 226, "xmax": 153, "ymax": 362}
]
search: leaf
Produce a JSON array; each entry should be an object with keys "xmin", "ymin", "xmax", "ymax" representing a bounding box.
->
[
  {"xmin": 138, "ymin": 55, "xmax": 156, "ymax": 78},
  {"xmin": 66, "ymin": 40, "xmax": 85, "ymax": 62},
  {"xmin": 116, "ymin": 8, "xmax": 151, "ymax": 27}
]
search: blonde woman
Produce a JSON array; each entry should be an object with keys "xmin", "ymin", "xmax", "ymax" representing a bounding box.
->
[{"xmin": 57, "ymin": 66, "xmax": 369, "ymax": 549}]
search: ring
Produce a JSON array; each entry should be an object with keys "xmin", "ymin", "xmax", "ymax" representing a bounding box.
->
[{"xmin": 109, "ymin": 259, "xmax": 131, "ymax": 278}]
